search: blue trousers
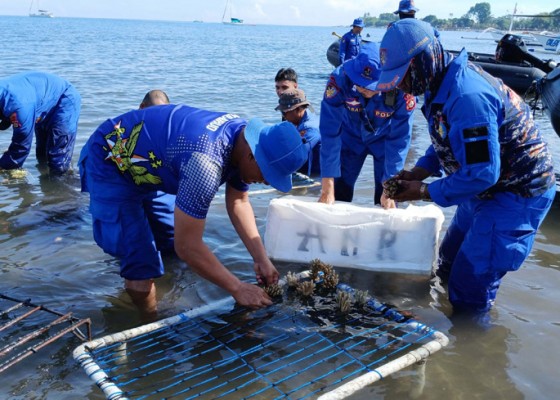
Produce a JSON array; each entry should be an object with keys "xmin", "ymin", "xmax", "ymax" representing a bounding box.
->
[
  {"xmin": 334, "ymin": 136, "xmax": 385, "ymax": 204},
  {"xmin": 80, "ymin": 144, "xmax": 175, "ymax": 281},
  {"xmin": 35, "ymin": 86, "xmax": 81, "ymax": 174},
  {"xmin": 437, "ymin": 186, "xmax": 556, "ymax": 313}
]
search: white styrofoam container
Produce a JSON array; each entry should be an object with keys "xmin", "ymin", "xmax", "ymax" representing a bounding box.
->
[{"xmin": 264, "ymin": 196, "xmax": 445, "ymax": 275}]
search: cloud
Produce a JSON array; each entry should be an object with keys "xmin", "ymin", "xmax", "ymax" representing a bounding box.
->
[{"xmin": 290, "ymin": 5, "xmax": 301, "ymax": 19}]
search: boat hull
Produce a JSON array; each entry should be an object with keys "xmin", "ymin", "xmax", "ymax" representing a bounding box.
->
[
  {"xmin": 326, "ymin": 40, "xmax": 545, "ymax": 95},
  {"xmin": 540, "ymin": 67, "xmax": 560, "ymax": 137}
]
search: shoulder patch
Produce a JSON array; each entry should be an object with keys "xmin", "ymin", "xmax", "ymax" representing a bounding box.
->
[
  {"xmin": 404, "ymin": 93, "xmax": 416, "ymax": 111},
  {"xmin": 10, "ymin": 113, "xmax": 21, "ymax": 128},
  {"xmin": 325, "ymin": 76, "xmax": 340, "ymax": 99}
]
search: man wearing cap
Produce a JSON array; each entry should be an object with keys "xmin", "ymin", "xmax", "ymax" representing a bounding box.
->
[
  {"xmin": 320, "ymin": 42, "xmax": 416, "ymax": 208},
  {"xmin": 0, "ymin": 71, "xmax": 81, "ymax": 175},
  {"xmin": 79, "ymin": 104, "xmax": 307, "ymax": 317},
  {"xmin": 376, "ymin": 19, "xmax": 555, "ymax": 314},
  {"xmin": 339, "ymin": 18, "xmax": 364, "ymax": 64},
  {"xmin": 394, "ymin": 0, "xmax": 419, "ymax": 19},
  {"xmin": 276, "ymin": 88, "xmax": 321, "ymax": 176},
  {"xmin": 392, "ymin": 0, "xmax": 440, "ymax": 37}
]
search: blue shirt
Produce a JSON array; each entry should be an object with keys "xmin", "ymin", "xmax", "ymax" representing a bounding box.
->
[
  {"xmin": 417, "ymin": 49, "xmax": 555, "ymax": 207},
  {"xmin": 339, "ymin": 31, "xmax": 361, "ymax": 63},
  {"xmin": 82, "ymin": 104, "xmax": 248, "ymax": 219},
  {"xmin": 319, "ymin": 65, "xmax": 416, "ymax": 181},
  {"xmin": 0, "ymin": 72, "xmax": 76, "ymax": 169}
]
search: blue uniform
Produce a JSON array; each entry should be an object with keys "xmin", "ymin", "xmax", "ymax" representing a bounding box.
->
[
  {"xmin": 320, "ymin": 65, "xmax": 416, "ymax": 203},
  {"xmin": 418, "ymin": 50, "xmax": 556, "ymax": 312},
  {"xmin": 339, "ymin": 31, "xmax": 361, "ymax": 64},
  {"xmin": 296, "ymin": 109, "xmax": 321, "ymax": 176},
  {"xmin": 79, "ymin": 104, "xmax": 249, "ymax": 280},
  {"xmin": 0, "ymin": 72, "xmax": 81, "ymax": 174}
]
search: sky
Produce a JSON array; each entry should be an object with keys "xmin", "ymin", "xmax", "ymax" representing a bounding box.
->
[{"xmin": 2, "ymin": 0, "xmax": 556, "ymax": 26}]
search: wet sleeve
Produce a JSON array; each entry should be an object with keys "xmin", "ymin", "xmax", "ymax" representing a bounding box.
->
[{"xmin": 0, "ymin": 106, "xmax": 35, "ymax": 169}]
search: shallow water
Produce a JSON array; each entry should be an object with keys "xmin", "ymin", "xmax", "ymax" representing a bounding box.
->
[{"xmin": 0, "ymin": 16, "xmax": 559, "ymax": 399}]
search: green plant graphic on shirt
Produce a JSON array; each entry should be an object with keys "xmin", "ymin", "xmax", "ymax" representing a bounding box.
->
[{"xmin": 104, "ymin": 121, "xmax": 162, "ymax": 186}]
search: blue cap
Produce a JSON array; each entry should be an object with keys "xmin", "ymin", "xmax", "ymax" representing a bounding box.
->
[
  {"xmin": 344, "ymin": 42, "xmax": 381, "ymax": 90},
  {"xmin": 394, "ymin": 0, "xmax": 419, "ymax": 14},
  {"xmin": 376, "ymin": 19, "xmax": 435, "ymax": 92},
  {"xmin": 245, "ymin": 119, "xmax": 307, "ymax": 192},
  {"xmin": 352, "ymin": 18, "xmax": 365, "ymax": 28}
]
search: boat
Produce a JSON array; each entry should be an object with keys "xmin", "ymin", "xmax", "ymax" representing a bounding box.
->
[
  {"xmin": 222, "ymin": 0, "xmax": 243, "ymax": 25},
  {"xmin": 326, "ymin": 33, "xmax": 560, "ymax": 138},
  {"xmin": 29, "ymin": 0, "xmax": 53, "ymax": 18},
  {"xmin": 484, "ymin": 3, "xmax": 542, "ymax": 47},
  {"xmin": 533, "ymin": 32, "xmax": 560, "ymax": 54},
  {"xmin": 539, "ymin": 67, "xmax": 560, "ymax": 137}
]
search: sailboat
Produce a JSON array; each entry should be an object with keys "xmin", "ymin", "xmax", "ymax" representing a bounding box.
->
[
  {"xmin": 486, "ymin": 3, "xmax": 540, "ymax": 46},
  {"xmin": 29, "ymin": 0, "xmax": 54, "ymax": 18},
  {"xmin": 222, "ymin": 0, "xmax": 243, "ymax": 25}
]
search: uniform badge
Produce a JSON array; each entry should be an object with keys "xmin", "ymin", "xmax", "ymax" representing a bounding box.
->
[
  {"xmin": 404, "ymin": 94, "xmax": 416, "ymax": 111},
  {"xmin": 10, "ymin": 113, "xmax": 21, "ymax": 128},
  {"xmin": 379, "ymin": 48, "xmax": 387, "ymax": 66},
  {"xmin": 433, "ymin": 110, "xmax": 447, "ymax": 139},
  {"xmin": 361, "ymin": 66, "xmax": 372, "ymax": 80}
]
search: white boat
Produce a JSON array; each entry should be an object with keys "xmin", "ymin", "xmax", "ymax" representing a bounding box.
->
[
  {"xmin": 486, "ymin": 28, "xmax": 540, "ymax": 47},
  {"xmin": 29, "ymin": 1, "xmax": 53, "ymax": 18},
  {"xmin": 222, "ymin": 0, "xmax": 243, "ymax": 25},
  {"xmin": 533, "ymin": 32, "xmax": 560, "ymax": 54},
  {"xmin": 483, "ymin": 3, "xmax": 542, "ymax": 47}
]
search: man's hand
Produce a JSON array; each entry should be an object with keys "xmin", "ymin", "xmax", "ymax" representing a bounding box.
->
[
  {"xmin": 254, "ymin": 258, "xmax": 279, "ymax": 286},
  {"xmin": 390, "ymin": 180, "xmax": 423, "ymax": 202},
  {"xmin": 231, "ymin": 282, "xmax": 273, "ymax": 309},
  {"xmin": 380, "ymin": 192, "xmax": 396, "ymax": 209}
]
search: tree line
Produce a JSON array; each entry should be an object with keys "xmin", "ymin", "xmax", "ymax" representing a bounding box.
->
[{"xmin": 362, "ymin": 3, "xmax": 560, "ymax": 31}]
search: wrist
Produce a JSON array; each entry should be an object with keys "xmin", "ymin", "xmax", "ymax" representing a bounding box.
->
[{"xmin": 419, "ymin": 183, "xmax": 431, "ymax": 200}]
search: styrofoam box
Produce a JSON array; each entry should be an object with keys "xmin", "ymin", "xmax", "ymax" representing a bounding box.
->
[{"xmin": 264, "ymin": 196, "xmax": 445, "ymax": 275}]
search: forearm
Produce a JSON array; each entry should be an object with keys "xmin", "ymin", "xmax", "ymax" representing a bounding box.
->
[{"xmin": 226, "ymin": 188, "xmax": 268, "ymax": 264}]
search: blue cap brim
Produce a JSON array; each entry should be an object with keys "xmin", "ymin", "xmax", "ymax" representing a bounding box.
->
[
  {"xmin": 345, "ymin": 63, "xmax": 379, "ymax": 91},
  {"xmin": 245, "ymin": 118, "xmax": 292, "ymax": 192},
  {"xmin": 376, "ymin": 60, "xmax": 412, "ymax": 92}
]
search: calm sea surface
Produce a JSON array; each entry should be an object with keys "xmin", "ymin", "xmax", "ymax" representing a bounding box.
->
[{"xmin": 1, "ymin": 16, "xmax": 559, "ymax": 400}]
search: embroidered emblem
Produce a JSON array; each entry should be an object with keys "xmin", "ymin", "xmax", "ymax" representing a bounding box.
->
[{"xmin": 9, "ymin": 113, "xmax": 20, "ymax": 128}]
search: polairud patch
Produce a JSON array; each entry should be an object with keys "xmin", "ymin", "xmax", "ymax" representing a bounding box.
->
[
  {"xmin": 404, "ymin": 94, "xmax": 416, "ymax": 111},
  {"xmin": 325, "ymin": 76, "xmax": 339, "ymax": 99}
]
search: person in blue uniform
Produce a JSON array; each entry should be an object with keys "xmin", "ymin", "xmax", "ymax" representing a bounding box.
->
[
  {"xmin": 376, "ymin": 19, "xmax": 556, "ymax": 314},
  {"xmin": 275, "ymin": 88, "xmax": 321, "ymax": 177},
  {"xmin": 0, "ymin": 72, "xmax": 81, "ymax": 174},
  {"xmin": 392, "ymin": 0, "xmax": 441, "ymax": 38},
  {"xmin": 394, "ymin": 0, "xmax": 419, "ymax": 19},
  {"xmin": 319, "ymin": 42, "xmax": 416, "ymax": 208},
  {"xmin": 339, "ymin": 18, "xmax": 364, "ymax": 64},
  {"xmin": 79, "ymin": 105, "xmax": 307, "ymax": 317}
]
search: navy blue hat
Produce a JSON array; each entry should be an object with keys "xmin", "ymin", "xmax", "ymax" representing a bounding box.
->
[
  {"xmin": 394, "ymin": 0, "xmax": 419, "ymax": 14},
  {"xmin": 352, "ymin": 18, "xmax": 365, "ymax": 28},
  {"xmin": 376, "ymin": 19, "xmax": 435, "ymax": 92},
  {"xmin": 344, "ymin": 42, "xmax": 381, "ymax": 90},
  {"xmin": 245, "ymin": 119, "xmax": 307, "ymax": 192}
]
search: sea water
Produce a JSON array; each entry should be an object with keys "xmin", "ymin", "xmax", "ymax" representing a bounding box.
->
[{"xmin": 0, "ymin": 15, "xmax": 559, "ymax": 399}]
